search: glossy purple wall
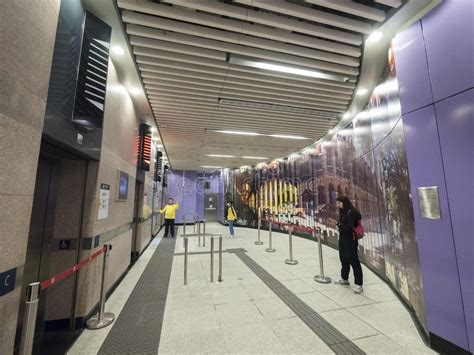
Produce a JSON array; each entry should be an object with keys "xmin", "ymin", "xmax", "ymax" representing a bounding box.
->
[
  {"xmin": 394, "ymin": 0, "xmax": 474, "ymax": 351},
  {"xmin": 165, "ymin": 170, "xmax": 224, "ymax": 223},
  {"xmin": 165, "ymin": 170, "xmax": 198, "ymax": 223}
]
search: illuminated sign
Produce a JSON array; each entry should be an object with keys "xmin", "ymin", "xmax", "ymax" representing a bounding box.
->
[{"xmin": 138, "ymin": 124, "xmax": 153, "ymax": 171}]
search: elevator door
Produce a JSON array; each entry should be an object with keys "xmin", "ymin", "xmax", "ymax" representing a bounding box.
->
[
  {"xmin": 204, "ymin": 193, "xmax": 218, "ymax": 222},
  {"xmin": 17, "ymin": 144, "xmax": 87, "ymax": 353}
]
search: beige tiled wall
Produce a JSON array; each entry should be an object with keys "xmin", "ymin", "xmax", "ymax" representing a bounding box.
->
[
  {"xmin": 0, "ymin": 0, "xmax": 60, "ymax": 353},
  {"xmin": 75, "ymin": 61, "xmax": 159, "ymax": 318}
]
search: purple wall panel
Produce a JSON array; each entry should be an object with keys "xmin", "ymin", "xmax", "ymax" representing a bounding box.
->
[
  {"xmin": 421, "ymin": 0, "xmax": 474, "ymax": 102},
  {"xmin": 435, "ymin": 89, "xmax": 474, "ymax": 350},
  {"xmin": 393, "ymin": 21, "xmax": 433, "ymax": 115},
  {"xmin": 165, "ymin": 170, "xmax": 224, "ymax": 223},
  {"xmin": 402, "ymin": 106, "xmax": 468, "ymax": 349},
  {"xmin": 165, "ymin": 170, "xmax": 198, "ymax": 223}
]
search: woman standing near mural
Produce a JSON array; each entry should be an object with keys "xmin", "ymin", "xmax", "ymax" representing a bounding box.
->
[{"xmin": 334, "ymin": 195, "xmax": 364, "ymax": 294}]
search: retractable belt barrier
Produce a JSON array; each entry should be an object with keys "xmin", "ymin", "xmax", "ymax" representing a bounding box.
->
[
  {"xmin": 257, "ymin": 217, "xmax": 330, "ymax": 283},
  {"xmin": 19, "ymin": 244, "xmax": 115, "ymax": 355},
  {"xmin": 40, "ymin": 247, "xmax": 105, "ymax": 290}
]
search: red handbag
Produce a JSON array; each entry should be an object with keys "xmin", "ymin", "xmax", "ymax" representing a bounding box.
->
[{"xmin": 353, "ymin": 221, "xmax": 365, "ymax": 240}]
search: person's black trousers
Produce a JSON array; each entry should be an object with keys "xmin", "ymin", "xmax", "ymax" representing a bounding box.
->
[
  {"xmin": 164, "ymin": 218, "xmax": 175, "ymax": 237},
  {"xmin": 339, "ymin": 238, "xmax": 363, "ymax": 286}
]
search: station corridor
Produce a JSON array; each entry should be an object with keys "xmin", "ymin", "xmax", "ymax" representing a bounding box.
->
[
  {"xmin": 1, "ymin": 0, "xmax": 472, "ymax": 354},
  {"xmin": 69, "ymin": 224, "xmax": 433, "ymax": 354}
]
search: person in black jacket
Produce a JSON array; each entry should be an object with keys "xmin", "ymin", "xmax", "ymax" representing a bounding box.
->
[{"xmin": 334, "ymin": 195, "xmax": 364, "ymax": 294}]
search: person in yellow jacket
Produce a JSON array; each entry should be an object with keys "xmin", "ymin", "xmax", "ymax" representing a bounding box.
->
[
  {"xmin": 160, "ymin": 198, "xmax": 180, "ymax": 238},
  {"xmin": 225, "ymin": 201, "xmax": 237, "ymax": 239}
]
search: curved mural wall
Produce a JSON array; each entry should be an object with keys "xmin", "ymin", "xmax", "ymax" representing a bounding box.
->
[{"xmin": 224, "ymin": 47, "xmax": 427, "ymax": 330}]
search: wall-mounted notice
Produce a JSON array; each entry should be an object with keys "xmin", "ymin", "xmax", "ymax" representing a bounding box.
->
[
  {"xmin": 98, "ymin": 183, "xmax": 110, "ymax": 220},
  {"xmin": 417, "ymin": 186, "xmax": 441, "ymax": 219}
]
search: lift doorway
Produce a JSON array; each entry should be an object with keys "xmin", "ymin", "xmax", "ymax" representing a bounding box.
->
[{"xmin": 16, "ymin": 143, "xmax": 88, "ymax": 354}]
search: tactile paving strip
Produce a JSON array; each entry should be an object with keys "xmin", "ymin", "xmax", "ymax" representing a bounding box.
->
[
  {"xmin": 228, "ymin": 249, "xmax": 366, "ymax": 355},
  {"xmin": 98, "ymin": 229, "xmax": 177, "ymax": 354}
]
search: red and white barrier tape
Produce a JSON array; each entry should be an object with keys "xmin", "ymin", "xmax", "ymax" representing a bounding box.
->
[{"xmin": 40, "ymin": 246, "xmax": 105, "ymax": 289}]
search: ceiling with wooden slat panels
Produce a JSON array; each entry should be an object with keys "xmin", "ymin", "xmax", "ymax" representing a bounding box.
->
[{"xmin": 116, "ymin": 0, "xmax": 403, "ymax": 171}]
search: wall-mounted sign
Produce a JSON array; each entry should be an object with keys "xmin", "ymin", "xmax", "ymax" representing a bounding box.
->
[
  {"xmin": 59, "ymin": 240, "xmax": 71, "ymax": 250},
  {"xmin": 117, "ymin": 172, "xmax": 129, "ymax": 201},
  {"xmin": 417, "ymin": 186, "xmax": 441, "ymax": 220},
  {"xmin": 98, "ymin": 183, "xmax": 110, "ymax": 219},
  {"xmin": 0, "ymin": 268, "xmax": 16, "ymax": 297},
  {"xmin": 138, "ymin": 123, "xmax": 153, "ymax": 171}
]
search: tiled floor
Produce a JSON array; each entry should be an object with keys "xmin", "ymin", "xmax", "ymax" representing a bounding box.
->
[{"xmin": 69, "ymin": 223, "xmax": 436, "ymax": 354}]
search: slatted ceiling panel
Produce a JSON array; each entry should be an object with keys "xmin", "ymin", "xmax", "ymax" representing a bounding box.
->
[
  {"xmin": 375, "ymin": 0, "xmax": 403, "ymax": 8},
  {"xmin": 232, "ymin": 0, "xmax": 373, "ymax": 33},
  {"xmin": 116, "ymin": 0, "xmax": 399, "ymax": 170},
  {"xmin": 161, "ymin": 0, "xmax": 363, "ymax": 45},
  {"xmin": 154, "ymin": 115, "xmax": 333, "ymax": 131},
  {"xmin": 126, "ymin": 12, "xmax": 362, "ymax": 63},
  {"xmin": 149, "ymin": 89, "xmax": 347, "ymax": 111},
  {"xmin": 304, "ymin": 0, "xmax": 386, "ymax": 22},
  {"xmin": 152, "ymin": 104, "xmax": 335, "ymax": 119},
  {"xmin": 145, "ymin": 78, "xmax": 353, "ymax": 100},
  {"xmin": 139, "ymin": 61, "xmax": 356, "ymax": 91},
  {"xmin": 127, "ymin": 26, "xmax": 360, "ymax": 76}
]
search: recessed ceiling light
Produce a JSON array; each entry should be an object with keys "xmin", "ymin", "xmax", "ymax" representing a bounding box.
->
[
  {"xmin": 112, "ymin": 46, "xmax": 125, "ymax": 55},
  {"xmin": 214, "ymin": 130, "xmax": 308, "ymax": 140},
  {"xmin": 206, "ymin": 154, "xmax": 235, "ymax": 158},
  {"xmin": 269, "ymin": 134, "xmax": 308, "ymax": 140},
  {"xmin": 241, "ymin": 156, "xmax": 269, "ymax": 160},
  {"xmin": 329, "ymin": 129, "xmax": 335, "ymax": 135},
  {"xmin": 130, "ymin": 88, "xmax": 141, "ymax": 95},
  {"xmin": 367, "ymin": 31, "xmax": 383, "ymax": 43},
  {"xmin": 357, "ymin": 88, "xmax": 368, "ymax": 96},
  {"xmin": 201, "ymin": 166, "xmax": 223, "ymax": 169},
  {"xmin": 229, "ymin": 55, "xmax": 349, "ymax": 82},
  {"xmin": 215, "ymin": 130, "xmax": 262, "ymax": 136}
]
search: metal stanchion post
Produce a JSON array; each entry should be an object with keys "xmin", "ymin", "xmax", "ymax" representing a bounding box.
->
[
  {"xmin": 266, "ymin": 221, "xmax": 276, "ymax": 252},
  {"xmin": 19, "ymin": 282, "xmax": 40, "ymax": 355},
  {"xmin": 218, "ymin": 235, "xmax": 223, "ymax": 282},
  {"xmin": 203, "ymin": 220, "xmax": 206, "ymax": 247},
  {"xmin": 314, "ymin": 230, "xmax": 331, "ymax": 283},
  {"xmin": 210, "ymin": 236, "xmax": 214, "ymax": 283},
  {"xmin": 197, "ymin": 221, "xmax": 201, "ymax": 247},
  {"xmin": 184, "ymin": 237, "xmax": 188, "ymax": 285},
  {"xmin": 255, "ymin": 211, "xmax": 263, "ymax": 245},
  {"xmin": 193, "ymin": 215, "xmax": 196, "ymax": 233},
  {"xmin": 183, "ymin": 216, "xmax": 186, "ymax": 248},
  {"xmin": 183, "ymin": 215, "xmax": 186, "ymax": 236},
  {"xmin": 285, "ymin": 227, "xmax": 298, "ymax": 265},
  {"xmin": 86, "ymin": 244, "xmax": 115, "ymax": 329}
]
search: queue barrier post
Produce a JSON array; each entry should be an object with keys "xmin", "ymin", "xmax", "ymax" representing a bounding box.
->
[
  {"xmin": 285, "ymin": 226, "xmax": 298, "ymax": 265},
  {"xmin": 265, "ymin": 221, "xmax": 276, "ymax": 253},
  {"xmin": 19, "ymin": 282, "xmax": 40, "ymax": 355},
  {"xmin": 255, "ymin": 210, "xmax": 263, "ymax": 245},
  {"xmin": 86, "ymin": 244, "xmax": 115, "ymax": 329},
  {"xmin": 218, "ymin": 236, "xmax": 223, "ymax": 282},
  {"xmin": 314, "ymin": 230, "xmax": 331, "ymax": 284}
]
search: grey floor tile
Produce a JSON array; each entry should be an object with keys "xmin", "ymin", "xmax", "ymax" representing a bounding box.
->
[{"xmin": 319, "ymin": 309, "xmax": 379, "ymax": 340}]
